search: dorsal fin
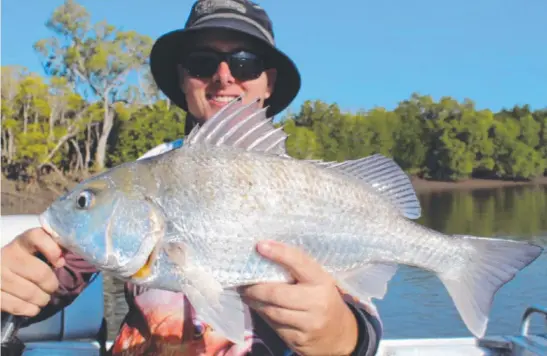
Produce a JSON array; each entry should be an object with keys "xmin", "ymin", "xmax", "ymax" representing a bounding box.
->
[
  {"xmin": 308, "ymin": 154, "xmax": 422, "ymax": 219},
  {"xmin": 182, "ymin": 98, "xmax": 419, "ymax": 218},
  {"xmin": 184, "ymin": 97, "xmax": 288, "ymax": 156}
]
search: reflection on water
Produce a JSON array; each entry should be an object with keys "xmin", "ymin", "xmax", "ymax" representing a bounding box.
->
[
  {"xmin": 418, "ymin": 184, "xmax": 547, "ymax": 239},
  {"xmin": 378, "ymin": 184, "xmax": 547, "ymax": 339},
  {"xmin": 376, "ymin": 253, "xmax": 547, "ymax": 339},
  {"xmin": 103, "ymin": 184, "xmax": 547, "ymax": 340}
]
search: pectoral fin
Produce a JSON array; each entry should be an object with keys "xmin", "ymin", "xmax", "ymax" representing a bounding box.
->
[{"xmin": 164, "ymin": 241, "xmax": 252, "ymax": 345}]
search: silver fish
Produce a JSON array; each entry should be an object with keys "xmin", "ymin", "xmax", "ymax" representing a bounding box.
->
[{"xmin": 40, "ymin": 97, "xmax": 544, "ymax": 345}]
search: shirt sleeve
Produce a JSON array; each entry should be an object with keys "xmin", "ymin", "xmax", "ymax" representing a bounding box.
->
[{"xmin": 343, "ymin": 296, "xmax": 383, "ymax": 356}]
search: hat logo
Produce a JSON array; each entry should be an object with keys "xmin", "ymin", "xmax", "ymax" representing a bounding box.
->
[{"xmin": 195, "ymin": 0, "xmax": 247, "ymax": 15}]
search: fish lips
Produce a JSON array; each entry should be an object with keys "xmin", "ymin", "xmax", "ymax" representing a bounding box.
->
[
  {"xmin": 40, "ymin": 210, "xmax": 74, "ymax": 251},
  {"xmin": 39, "ymin": 210, "xmax": 156, "ymax": 279},
  {"xmin": 39, "ymin": 210, "xmax": 101, "ymax": 267}
]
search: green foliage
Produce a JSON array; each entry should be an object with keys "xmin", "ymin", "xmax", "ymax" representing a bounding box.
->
[
  {"xmin": 109, "ymin": 101, "xmax": 187, "ymax": 165},
  {"xmin": 490, "ymin": 116, "xmax": 546, "ymax": 179},
  {"xmin": 33, "ymin": 0, "xmax": 153, "ymax": 171},
  {"xmin": 2, "ymin": 62, "xmax": 545, "ymax": 182},
  {"xmin": 281, "ymin": 95, "xmax": 545, "ymax": 181},
  {"xmin": 1, "ymin": 0, "xmax": 545, "ymax": 183}
]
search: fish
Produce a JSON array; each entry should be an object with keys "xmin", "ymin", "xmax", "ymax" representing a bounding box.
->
[{"xmin": 39, "ymin": 96, "xmax": 544, "ymax": 345}]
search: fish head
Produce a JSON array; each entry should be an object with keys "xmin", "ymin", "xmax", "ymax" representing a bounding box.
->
[{"xmin": 39, "ymin": 166, "xmax": 165, "ymax": 279}]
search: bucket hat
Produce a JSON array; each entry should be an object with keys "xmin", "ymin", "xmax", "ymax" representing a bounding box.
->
[{"xmin": 149, "ymin": 0, "xmax": 301, "ymax": 118}]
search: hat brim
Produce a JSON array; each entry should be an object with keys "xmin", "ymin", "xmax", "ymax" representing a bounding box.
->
[{"xmin": 150, "ymin": 19, "xmax": 301, "ymax": 118}]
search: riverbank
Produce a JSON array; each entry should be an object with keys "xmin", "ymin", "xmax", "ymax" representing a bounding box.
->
[
  {"xmin": 411, "ymin": 175, "xmax": 547, "ymax": 193},
  {"xmin": 2, "ymin": 174, "xmax": 547, "ymax": 215},
  {"xmin": 1, "ymin": 175, "xmax": 73, "ymax": 215}
]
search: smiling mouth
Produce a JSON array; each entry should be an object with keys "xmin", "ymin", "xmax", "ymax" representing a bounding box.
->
[{"xmin": 207, "ymin": 95, "xmax": 239, "ymax": 103}]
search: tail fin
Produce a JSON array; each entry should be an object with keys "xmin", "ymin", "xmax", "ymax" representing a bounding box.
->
[{"xmin": 440, "ymin": 236, "xmax": 543, "ymax": 338}]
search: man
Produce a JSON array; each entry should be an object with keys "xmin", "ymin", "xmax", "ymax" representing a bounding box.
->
[{"xmin": 0, "ymin": 1, "xmax": 382, "ymax": 355}]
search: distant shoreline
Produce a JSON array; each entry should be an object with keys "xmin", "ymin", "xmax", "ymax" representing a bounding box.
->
[
  {"xmin": 1, "ymin": 174, "xmax": 547, "ymax": 216},
  {"xmin": 411, "ymin": 176, "xmax": 547, "ymax": 193}
]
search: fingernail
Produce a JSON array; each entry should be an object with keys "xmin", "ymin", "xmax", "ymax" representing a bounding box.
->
[
  {"xmin": 54, "ymin": 257, "xmax": 66, "ymax": 268},
  {"xmin": 257, "ymin": 241, "xmax": 273, "ymax": 255}
]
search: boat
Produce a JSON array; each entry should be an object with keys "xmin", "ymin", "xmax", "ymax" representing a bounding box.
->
[{"xmin": 1, "ymin": 214, "xmax": 546, "ymax": 355}]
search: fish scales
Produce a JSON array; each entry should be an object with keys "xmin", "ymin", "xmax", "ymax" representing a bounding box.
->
[
  {"xmin": 150, "ymin": 146, "xmax": 465, "ymax": 286},
  {"xmin": 153, "ymin": 149, "xmax": 374, "ymax": 284},
  {"xmin": 40, "ymin": 97, "xmax": 543, "ymax": 345}
]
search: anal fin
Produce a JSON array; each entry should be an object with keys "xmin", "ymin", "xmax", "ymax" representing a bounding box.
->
[
  {"xmin": 184, "ymin": 283, "xmax": 252, "ymax": 345},
  {"xmin": 334, "ymin": 262, "xmax": 398, "ymax": 303}
]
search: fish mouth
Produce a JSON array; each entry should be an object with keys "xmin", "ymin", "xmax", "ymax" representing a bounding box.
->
[
  {"xmin": 39, "ymin": 212, "xmax": 61, "ymax": 241},
  {"xmin": 40, "ymin": 210, "xmax": 159, "ymax": 280},
  {"xmin": 39, "ymin": 211, "xmax": 82, "ymax": 259}
]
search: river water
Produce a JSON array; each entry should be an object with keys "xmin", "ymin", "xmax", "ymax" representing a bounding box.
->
[{"xmin": 102, "ymin": 184, "xmax": 547, "ymax": 340}]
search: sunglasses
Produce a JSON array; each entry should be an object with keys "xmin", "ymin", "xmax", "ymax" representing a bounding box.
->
[{"xmin": 181, "ymin": 49, "xmax": 266, "ymax": 82}]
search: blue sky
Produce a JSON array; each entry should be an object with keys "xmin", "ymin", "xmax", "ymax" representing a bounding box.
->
[{"xmin": 2, "ymin": 0, "xmax": 546, "ymax": 116}]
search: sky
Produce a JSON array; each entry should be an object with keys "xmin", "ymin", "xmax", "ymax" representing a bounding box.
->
[{"xmin": 2, "ymin": 0, "xmax": 546, "ymax": 117}]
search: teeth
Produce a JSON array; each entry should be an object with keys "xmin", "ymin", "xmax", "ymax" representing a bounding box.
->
[{"xmin": 212, "ymin": 96, "xmax": 237, "ymax": 103}]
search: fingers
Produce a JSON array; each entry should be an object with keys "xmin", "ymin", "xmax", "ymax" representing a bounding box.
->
[
  {"xmin": 8, "ymin": 251, "xmax": 60, "ymax": 294},
  {"xmin": 0, "ymin": 292, "xmax": 41, "ymax": 317},
  {"xmin": 240, "ymin": 282, "xmax": 313, "ymax": 330},
  {"xmin": 7, "ymin": 230, "xmax": 61, "ymax": 294},
  {"xmin": 1, "ymin": 228, "xmax": 62, "ymax": 318},
  {"xmin": 1, "ymin": 268, "xmax": 53, "ymax": 308},
  {"xmin": 18, "ymin": 228, "xmax": 65, "ymax": 268},
  {"xmin": 251, "ymin": 303, "xmax": 309, "ymax": 331},
  {"xmin": 256, "ymin": 240, "xmax": 329, "ymax": 284},
  {"xmin": 241, "ymin": 283, "xmax": 314, "ymax": 311}
]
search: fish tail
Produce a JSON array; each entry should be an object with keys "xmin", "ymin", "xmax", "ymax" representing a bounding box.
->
[{"xmin": 439, "ymin": 236, "xmax": 543, "ymax": 338}]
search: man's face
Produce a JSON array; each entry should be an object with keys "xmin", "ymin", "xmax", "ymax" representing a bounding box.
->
[{"xmin": 178, "ymin": 30, "xmax": 277, "ymax": 123}]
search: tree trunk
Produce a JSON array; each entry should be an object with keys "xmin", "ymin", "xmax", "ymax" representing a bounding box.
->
[
  {"xmin": 1, "ymin": 126, "xmax": 7, "ymax": 160},
  {"xmin": 48, "ymin": 109, "xmax": 56, "ymax": 140},
  {"xmin": 70, "ymin": 139, "xmax": 84, "ymax": 173},
  {"xmin": 8, "ymin": 128, "xmax": 15, "ymax": 164},
  {"xmin": 95, "ymin": 96, "xmax": 114, "ymax": 171},
  {"xmin": 84, "ymin": 122, "xmax": 92, "ymax": 173},
  {"xmin": 23, "ymin": 102, "xmax": 29, "ymax": 134}
]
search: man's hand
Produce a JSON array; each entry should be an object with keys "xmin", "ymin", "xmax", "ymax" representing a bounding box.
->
[
  {"xmin": 1, "ymin": 228, "xmax": 65, "ymax": 317},
  {"xmin": 240, "ymin": 240, "xmax": 359, "ymax": 356}
]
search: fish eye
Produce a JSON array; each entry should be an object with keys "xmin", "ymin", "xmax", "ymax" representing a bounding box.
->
[{"xmin": 76, "ymin": 190, "xmax": 94, "ymax": 209}]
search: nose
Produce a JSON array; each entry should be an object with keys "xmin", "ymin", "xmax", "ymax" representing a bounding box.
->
[{"xmin": 212, "ymin": 61, "xmax": 235, "ymax": 86}]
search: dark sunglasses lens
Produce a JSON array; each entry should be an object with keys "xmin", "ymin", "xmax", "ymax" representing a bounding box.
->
[
  {"xmin": 183, "ymin": 51, "xmax": 264, "ymax": 80},
  {"xmin": 184, "ymin": 52, "xmax": 219, "ymax": 78},
  {"xmin": 229, "ymin": 52, "xmax": 264, "ymax": 81}
]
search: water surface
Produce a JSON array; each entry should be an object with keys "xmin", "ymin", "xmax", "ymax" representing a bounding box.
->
[{"xmin": 377, "ymin": 185, "xmax": 547, "ymax": 339}]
